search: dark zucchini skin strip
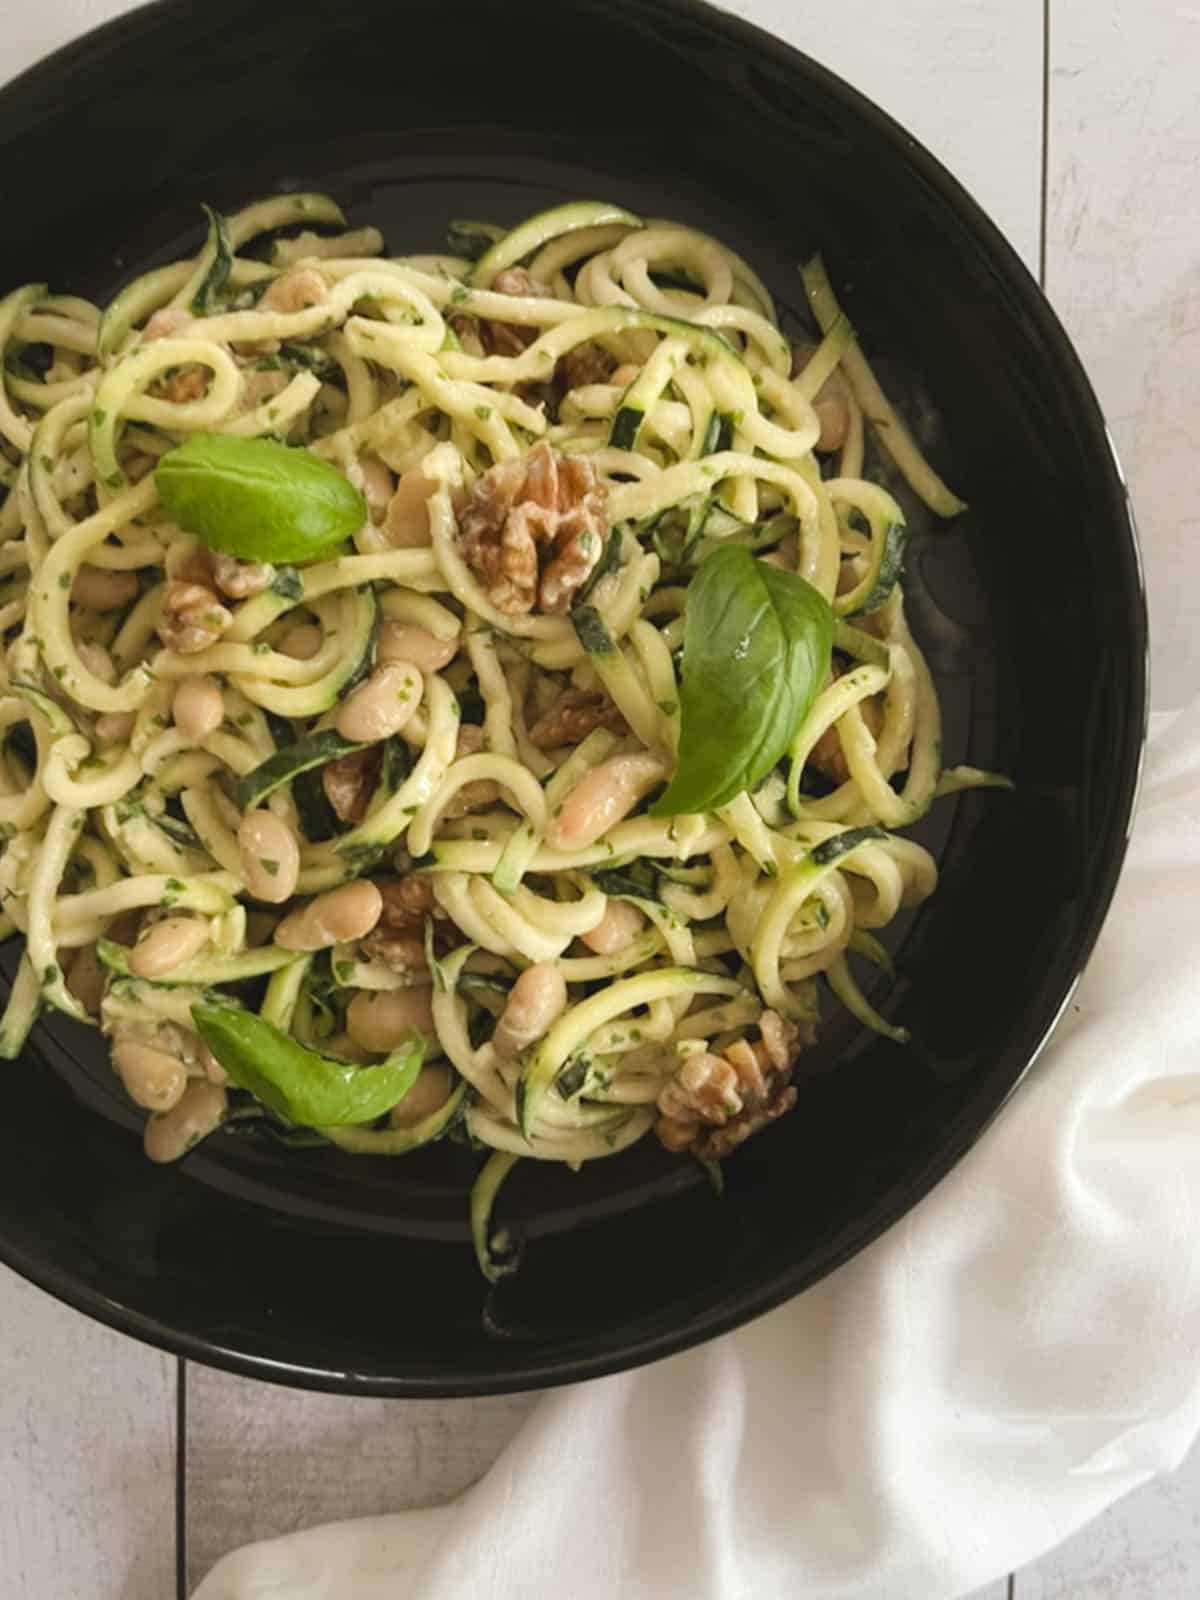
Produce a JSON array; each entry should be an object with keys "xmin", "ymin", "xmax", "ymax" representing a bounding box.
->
[
  {"xmin": 554, "ymin": 1056, "xmax": 590, "ymax": 1101},
  {"xmin": 234, "ymin": 729, "xmax": 367, "ymax": 812},
  {"xmin": 610, "ymin": 405, "xmax": 644, "ymax": 450},
  {"xmin": 702, "ymin": 412, "xmax": 735, "ymax": 454},
  {"xmin": 810, "ymin": 825, "xmax": 887, "ymax": 867},
  {"xmin": 851, "ymin": 519, "xmax": 909, "ymax": 616},
  {"xmin": 571, "ymin": 604, "xmax": 616, "ymax": 659},
  {"xmin": 190, "ymin": 206, "xmax": 233, "ymax": 313},
  {"xmin": 446, "ymin": 220, "xmax": 503, "ymax": 261},
  {"xmin": 293, "ymin": 767, "xmax": 339, "ymax": 842}
]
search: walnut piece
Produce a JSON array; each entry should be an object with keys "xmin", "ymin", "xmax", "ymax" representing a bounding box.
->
[
  {"xmin": 171, "ymin": 368, "xmax": 211, "ymax": 403},
  {"xmin": 168, "ymin": 547, "xmax": 273, "ymax": 603},
  {"xmin": 141, "ymin": 308, "xmax": 193, "ymax": 342},
  {"xmin": 360, "ymin": 874, "xmax": 445, "ymax": 972},
  {"xmin": 560, "ymin": 341, "xmax": 616, "ymax": 391},
  {"xmin": 439, "ymin": 723, "xmax": 503, "ymax": 818},
  {"xmin": 527, "ymin": 688, "xmax": 627, "ymax": 750},
  {"xmin": 471, "ymin": 267, "xmax": 542, "ymax": 357},
  {"xmin": 654, "ymin": 1011, "xmax": 801, "ymax": 1161},
  {"xmin": 157, "ymin": 581, "xmax": 232, "ymax": 654},
  {"xmin": 458, "ymin": 442, "xmax": 608, "ymax": 616},
  {"xmin": 212, "ymin": 553, "xmax": 275, "ymax": 599},
  {"xmin": 141, "ymin": 311, "xmax": 209, "ymax": 401},
  {"xmin": 323, "ymin": 745, "xmax": 383, "ymax": 823}
]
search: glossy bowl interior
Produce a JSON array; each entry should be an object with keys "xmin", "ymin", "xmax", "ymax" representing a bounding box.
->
[{"xmin": 0, "ymin": 0, "xmax": 1145, "ymax": 1393}]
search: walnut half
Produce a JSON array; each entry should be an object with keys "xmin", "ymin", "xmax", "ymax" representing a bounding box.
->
[
  {"xmin": 156, "ymin": 581, "xmax": 232, "ymax": 654},
  {"xmin": 458, "ymin": 442, "xmax": 608, "ymax": 616},
  {"xmin": 323, "ymin": 745, "xmax": 383, "ymax": 823},
  {"xmin": 655, "ymin": 1012, "xmax": 801, "ymax": 1160},
  {"xmin": 456, "ymin": 267, "xmax": 542, "ymax": 357},
  {"xmin": 360, "ymin": 875, "xmax": 447, "ymax": 973},
  {"xmin": 527, "ymin": 688, "xmax": 627, "ymax": 750}
]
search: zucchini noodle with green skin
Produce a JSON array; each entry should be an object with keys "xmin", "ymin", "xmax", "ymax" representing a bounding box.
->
[{"xmin": 0, "ymin": 194, "xmax": 1004, "ymax": 1274}]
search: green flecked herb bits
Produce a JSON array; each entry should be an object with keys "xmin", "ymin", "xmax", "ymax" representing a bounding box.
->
[
  {"xmin": 652, "ymin": 543, "xmax": 835, "ymax": 816},
  {"xmin": 155, "ymin": 434, "xmax": 366, "ymax": 564}
]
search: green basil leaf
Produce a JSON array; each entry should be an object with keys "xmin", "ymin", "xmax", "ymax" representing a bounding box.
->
[
  {"xmin": 192, "ymin": 1003, "xmax": 424, "ymax": 1127},
  {"xmin": 652, "ymin": 543, "xmax": 834, "ymax": 816},
  {"xmin": 155, "ymin": 435, "xmax": 366, "ymax": 564}
]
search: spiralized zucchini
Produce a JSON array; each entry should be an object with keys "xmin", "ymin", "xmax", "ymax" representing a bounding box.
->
[{"xmin": 0, "ymin": 195, "xmax": 1004, "ymax": 1265}]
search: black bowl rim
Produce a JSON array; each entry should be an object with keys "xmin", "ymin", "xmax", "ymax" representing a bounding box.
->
[{"xmin": 0, "ymin": 0, "xmax": 1149, "ymax": 1395}]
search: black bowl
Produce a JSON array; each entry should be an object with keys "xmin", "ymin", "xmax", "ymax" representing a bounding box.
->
[{"xmin": 0, "ymin": 0, "xmax": 1146, "ymax": 1395}]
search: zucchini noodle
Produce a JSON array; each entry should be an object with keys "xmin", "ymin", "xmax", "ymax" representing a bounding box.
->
[{"xmin": 0, "ymin": 193, "xmax": 1003, "ymax": 1265}]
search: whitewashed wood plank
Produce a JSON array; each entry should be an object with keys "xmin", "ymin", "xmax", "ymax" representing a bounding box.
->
[
  {"xmin": 0, "ymin": 1265, "xmax": 177, "ymax": 1600},
  {"xmin": 720, "ymin": 0, "xmax": 1043, "ymax": 272},
  {"xmin": 1045, "ymin": 0, "xmax": 1200, "ymax": 711},
  {"xmin": 1015, "ymin": 1440, "xmax": 1200, "ymax": 1599},
  {"xmin": 184, "ymin": 1366, "xmax": 537, "ymax": 1592},
  {"xmin": 0, "ymin": 1, "xmax": 145, "ymax": 87}
]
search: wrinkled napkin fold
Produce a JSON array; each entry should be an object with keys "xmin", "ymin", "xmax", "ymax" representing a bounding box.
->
[{"xmin": 194, "ymin": 704, "xmax": 1200, "ymax": 1600}]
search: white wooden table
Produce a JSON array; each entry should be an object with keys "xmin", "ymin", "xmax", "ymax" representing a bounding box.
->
[{"xmin": 3, "ymin": 1, "xmax": 1198, "ymax": 1595}]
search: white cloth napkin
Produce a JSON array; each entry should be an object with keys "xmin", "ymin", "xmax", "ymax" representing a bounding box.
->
[{"xmin": 191, "ymin": 700, "xmax": 1200, "ymax": 1600}]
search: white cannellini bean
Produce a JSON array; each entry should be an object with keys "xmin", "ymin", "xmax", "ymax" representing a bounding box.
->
[
  {"xmin": 358, "ymin": 454, "xmax": 395, "ymax": 523},
  {"xmin": 493, "ymin": 964, "xmax": 568, "ymax": 1060},
  {"xmin": 240, "ymin": 369, "xmax": 288, "ymax": 409},
  {"xmin": 73, "ymin": 565, "xmax": 138, "ymax": 611},
  {"xmin": 198, "ymin": 1043, "xmax": 229, "ymax": 1085},
  {"xmin": 113, "ymin": 1038, "xmax": 188, "ymax": 1112},
  {"xmin": 65, "ymin": 942, "xmax": 106, "ymax": 1016},
  {"xmin": 127, "ymin": 916, "xmax": 210, "ymax": 979},
  {"xmin": 335, "ymin": 661, "xmax": 423, "ymax": 743},
  {"xmin": 814, "ymin": 392, "xmax": 850, "ymax": 454},
  {"xmin": 346, "ymin": 987, "xmax": 436, "ymax": 1054},
  {"xmin": 580, "ymin": 900, "xmax": 645, "ymax": 955},
  {"xmin": 237, "ymin": 811, "xmax": 300, "ymax": 904},
  {"xmin": 76, "ymin": 641, "xmax": 116, "ymax": 684},
  {"xmin": 545, "ymin": 753, "xmax": 667, "ymax": 852},
  {"xmin": 278, "ymin": 622, "xmax": 323, "ymax": 660},
  {"xmin": 274, "ymin": 880, "xmax": 383, "ymax": 951},
  {"xmin": 389, "ymin": 1063, "xmax": 454, "ymax": 1128},
  {"xmin": 378, "ymin": 622, "xmax": 459, "ymax": 675},
  {"xmin": 95, "ymin": 710, "xmax": 137, "ymax": 743},
  {"xmin": 172, "ymin": 675, "xmax": 225, "ymax": 740},
  {"xmin": 144, "ymin": 1080, "xmax": 228, "ymax": 1163},
  {"xmin": 384, "ymin": 466, "xmax": 436, "ymax": 547}
]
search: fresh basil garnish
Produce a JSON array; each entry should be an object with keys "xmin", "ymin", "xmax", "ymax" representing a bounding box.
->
[
  {"xmin": 193, "ymin": 1004, "xmax": 424, "ymax": 1128},
  {"xmin": 652, "ymin": 543, "xmax": 834, "ymax": 816},
  {"xmin": 155, "ymin": 434, "xmax": 366, "ymax": 564}
]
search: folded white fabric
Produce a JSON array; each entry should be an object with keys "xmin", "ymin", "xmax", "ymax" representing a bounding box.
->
[{"xmin": 192, "ymin": 700, "xmax": 1200, "ymax": 1599}]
